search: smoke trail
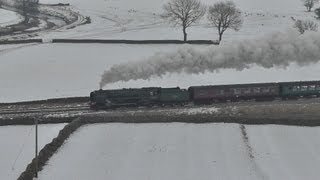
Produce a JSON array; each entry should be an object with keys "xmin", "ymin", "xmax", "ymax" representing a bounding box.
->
[{"xmin": 100, "ymin": 30, "xmax": 320, "ymax": 88}]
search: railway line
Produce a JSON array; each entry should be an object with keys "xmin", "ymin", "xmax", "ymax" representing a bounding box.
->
[
  {"xmin": 1, "ymin": 96, "xmax": 320, "ymax": 117},
  {"xmin": 0, "ymin": 105, "xmax": 90, "ymax": 116}
]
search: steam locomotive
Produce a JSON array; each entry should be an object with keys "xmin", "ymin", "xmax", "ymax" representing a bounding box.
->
[{"xmin": 90, "ymin": 80, "xmax": 320, "ymax": 109}]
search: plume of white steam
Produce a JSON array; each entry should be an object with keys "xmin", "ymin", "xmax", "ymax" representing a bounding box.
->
[{"xmin": 100, "ymin": 30, "xmax": 320, "ymax": 88}]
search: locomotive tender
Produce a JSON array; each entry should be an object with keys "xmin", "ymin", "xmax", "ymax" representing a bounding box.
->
[{"xmin": 90, "ymin": 80, "xmax": 320, "ymax": 109}]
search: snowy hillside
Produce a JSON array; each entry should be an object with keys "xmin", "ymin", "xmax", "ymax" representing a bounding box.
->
[
  {"xmin": 0, "ymin": 42, "xmax": 320, "ymax": 102},
  {"xmin": 0, "ymin": 0, "xmax": 319, "ymax": 102},
  {"xmin": 38, "ymin": 123, "xmax": 320, "ymax": 180},
  {"xmin": 0, "ymin": 43, "xmax": 185, "ymax": 102},
  {"xmin": 0, "ymin": 0, "xmax": 320, "ymax": 179},
  {"xmin": 0, "ymin": 124, "xmax": 66, "ymax": 180},
  {"xmin": 37, "ymin": 0, "xmax": 318, "ymax": 41},
  {"xmin": 0, "ymin": 8, "xmax": 22, "ymax": 27}
]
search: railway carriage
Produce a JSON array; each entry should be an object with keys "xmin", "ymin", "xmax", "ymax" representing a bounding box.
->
[
  {"xmin": 279, "ymin": 81, "xmax": 320, "ymax": 99},
  {"xmin": 90, "ymin": 80, "xmax": 320, "ymax": 109},
  {"xmin": 189, "ymin": 83, "xmax": 280, "ymax": 104},
  {"xmin": 159, "ymin": 87, "xmax": 189, "ymax": 105}
]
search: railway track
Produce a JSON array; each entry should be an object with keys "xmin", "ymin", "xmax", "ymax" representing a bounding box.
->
[
  {"xmin": 0, "ymin": 104, "xmax": 91, "ymax": 116},
  {"xmin": 0, "ymin": 96, "xmax": 319, "ymax": 120},
  {"xmin": 0, "ymin": 106, "xmax": 90, "ymax": 116}
]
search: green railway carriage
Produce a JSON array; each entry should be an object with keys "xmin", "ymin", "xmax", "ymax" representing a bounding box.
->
[
  {"xmin": 159, "ymin": 87, "xmax": 190, "ymax": 104},
  {"xmin": 279, "ymin": 81, "xmax": 320, "ymax": 98}
]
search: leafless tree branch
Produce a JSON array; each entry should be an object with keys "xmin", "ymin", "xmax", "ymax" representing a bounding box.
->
[
  {"xmin": 14, "ymin": 0, "xmax": 39, "ymax": 24},
  {"xmin": 162, "ymin": 0, "xmax": 206, "ymax": 41},
  {"xmin": 207, "ymin": 1, "xmax": 243, "ymax": 43},
  {"xmin": 301, "ymin": 0, "xmax": 319, "ymax": 12},
  {"xmin": 294, "ymin": 19, "xmax": 318, "ymax": 34}
]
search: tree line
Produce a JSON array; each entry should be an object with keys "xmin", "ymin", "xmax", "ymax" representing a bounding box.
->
[
  {"xmin": 293, "ymin": 0, "xmax": 320, "ymax": 34},
  {"xmin": 162, "ymin": 0, "xmax": 243, "ymax": 43},
  {"xmin": 0, "ymin": 0, "xmax": 39, "ymax": 24},
  {"xmin": 1, "ymin": 0, "xmax": 320, "ymax": 41},
  {"xmin": 162, "ymin": 0, "xmax": 320, "ymax": 42}
]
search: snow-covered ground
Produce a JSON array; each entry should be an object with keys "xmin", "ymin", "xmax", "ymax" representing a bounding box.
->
[
  {"xmin": 0, "ymin": 0, "xmax": 318, "ymax": 102},
  {"xmin": 37, "ymin": 0, "xmax": 318, "ymax": 41},
  {"xmin": 0, "ymin": 124, "xmax": 66, "ymax": 180},
  {"xmin": 38, "ymin": 123, "xmax": 320, "ymax": 180},
  {"xmin": 0, "ymin": 43, "xmax": 186, "ymax": 102},
  {"xmin": 0, "ymin": 42, "xmax": 319, "ymax": 102},
  {"xmin": 1, "ymin": 1, "xmax": 320, "ymax": 179},
  {"xmin": 0, "ymin": 41, "xmax": 319, "ymax": 102},
  {"xmin": 0, "ymin": 8, "xmax": 22, "ymax": 27}
]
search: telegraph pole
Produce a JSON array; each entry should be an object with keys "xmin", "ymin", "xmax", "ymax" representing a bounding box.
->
[{"xmin": 35, "ymin": 117, "xmax": 38, "ymax": 178}]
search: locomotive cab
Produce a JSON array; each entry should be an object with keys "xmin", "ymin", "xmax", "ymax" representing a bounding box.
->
[{"xmin": 90, "ymin": 89, "xmax": 113, "ymax": 109}]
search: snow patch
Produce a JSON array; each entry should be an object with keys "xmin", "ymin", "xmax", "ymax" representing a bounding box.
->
[
  {"xmin": 37, "ymin": 123, "xmax": 320, "ymax": 180},
  {"xmin": 0, "ymin": 9, "xmax": 23, "ymax": 27},
  {"xmin": 174, "ymin": 107, "xmax": 219, "ymax": 115},
  {"xmin": 0, "ymin": 124, "xmax": 66, "ymax": 180}
]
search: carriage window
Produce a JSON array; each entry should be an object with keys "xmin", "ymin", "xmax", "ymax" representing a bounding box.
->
[
  {"xmin": 233, "ymin": 88, "xmax": 241, "ymax": 95},
  {"xmin": 262, "ymin": 87, "xmax": 270, "ymax": 93},
  {"xmin": 316, "ymin": 85, "xmax": 320, "ymax": 90},
  {"xmin": 309, "ymin": 85, "xmax": 316, "ymax": 91},
  {"xmin": 301, "ymin": 86, "xmax": 308, "ymax": 91},
  {"xmin": 219, "ymin": 90, "xmax": 224, "ymax": 95},
  {"xmin": 253, "ymin": 88, "xmax": 260, "ymax": 93},
  {"xmin": 244, "ymin": 88, "xmax": 251, "ymax": 94},
  {"xmin": 292, "ymin": 86, "xmax": 300, "ymax": 92},
  {"xmin": 199, "ymin": 90, "xmax": 207, "ymax": 96}
]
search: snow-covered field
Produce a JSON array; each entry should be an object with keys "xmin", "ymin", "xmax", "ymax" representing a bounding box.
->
[
  {"xmin": 0, "ymin": 43, "xmax": 186, "ymax": 102},
  {"xmin": 0, "ymin": 8, "xmax": 22, "ymax": 27},
  {"xmin": 0, "ymin": 124, "xmax": 66, "ymax": 180},
  {"xmin": 37, "ymin": 0, "xmax": 318, "ymax": 41},
  {"xmin": 0, "ymin": 42, "xmax": 320, "ymax": 102},
  {"xmin": 0, "ymin": 0, "xmax": 318, "ymax": 102},
  {"xmin": 38, "ymin": 123, "xmax": 320, "ymax": 180},
  {"xmin": 1, "ymin": 0, "xmax": 320, "ymax": 179},
  {"xmin": 0, "ymin": 41, "xmax": 320, "ymax": 102}
]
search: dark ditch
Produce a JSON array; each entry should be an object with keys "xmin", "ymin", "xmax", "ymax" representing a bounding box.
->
[{"xmin": 239, "ymin": 124, "xmax": 268, "ymax": 180}]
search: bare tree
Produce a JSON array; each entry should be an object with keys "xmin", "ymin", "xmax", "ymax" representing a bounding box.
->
[
  {"xmin": 294, "ymin": 19, "xmax": 318, "ymax": 34},
  {"xmin": 316, "ymin": 8, "xmax": 320, "ymax": 18},
  {"xmin": 0, "ymin": 0, "xmax": 5, "ymax": 7},
  {"xmin": 15, "ymin": 0, "xmax": 39, "ymax": 24},
  {"xmin": 301, "ymin": 0, "xmax": 319, "ymax": 12},
  {"xmin": 162, "ymin": 0, "xmax": 206, "ymax": 41},
  {"xmin": 207, "ymin": 1, "xmax": 243, "ymax": 43}
]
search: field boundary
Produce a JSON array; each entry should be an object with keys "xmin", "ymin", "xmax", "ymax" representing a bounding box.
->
[
  {"xmin": 0, "ymin": 39, "xmax": 42, "ymax": 44},
  {"xmin": 3, "ymin": 114, "xmax": 320, "ymax": 127},
  {"xmin": 0, "ymin": 39, "xmax": 218, "ymax": 45},
  {"xmin": 51, "ymin": 39, "xmax": 218, "ymax": 44},
  {"xmin": 17, "ymin": 117, "xmax": 84, "ymax": 180}
]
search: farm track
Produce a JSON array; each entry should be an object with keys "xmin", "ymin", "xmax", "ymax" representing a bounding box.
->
[{"xmin": 0, "ymin": 4, "xmax": 87, "ymax": 40}]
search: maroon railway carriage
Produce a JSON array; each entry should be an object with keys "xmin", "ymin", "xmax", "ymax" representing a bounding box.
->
[{"xmin": 189, "ymin": 83, "xmax": 280, "ymax": 104}]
